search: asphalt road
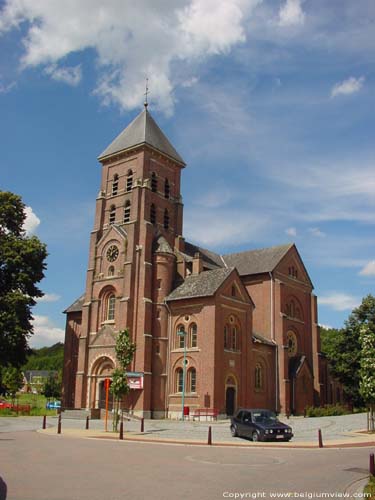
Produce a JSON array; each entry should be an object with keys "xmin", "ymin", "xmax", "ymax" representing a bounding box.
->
[{"xmin": 0, "ymin": 422, "xmax": 373, "ymax": 500}]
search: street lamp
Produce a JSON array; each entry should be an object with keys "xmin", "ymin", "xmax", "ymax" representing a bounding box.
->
[{"xmin": 177, "ymin": 327, "xmax": 187, "ymax": 420}]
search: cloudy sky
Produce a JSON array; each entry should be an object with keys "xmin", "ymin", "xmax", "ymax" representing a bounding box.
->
[{"xmin": 1, "ymin": 0, "xmax": 374, "ymax": 347}]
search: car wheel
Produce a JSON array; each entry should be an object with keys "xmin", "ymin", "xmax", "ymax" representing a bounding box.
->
[
  {"xmin": 252, "ymin": 431, "xmax": 260, "ymax": 442},
  {"xmin": 230, "ymin": 425, "xmax": 238, "ymax": 437}
]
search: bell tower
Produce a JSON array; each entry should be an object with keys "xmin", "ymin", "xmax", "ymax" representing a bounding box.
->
[{"xmin": 73, "ymin": 105, "xmax": 185, "ymax": 416}]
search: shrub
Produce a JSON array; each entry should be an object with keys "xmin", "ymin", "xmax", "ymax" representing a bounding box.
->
[{"xmin": 305, "ymin": 404, "xmax": 349, "ymax": 417}]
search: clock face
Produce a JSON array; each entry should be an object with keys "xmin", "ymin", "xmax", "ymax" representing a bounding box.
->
[
  {"xmin": 287, "ymin": 331, "xmax": 297, "ymax": 356},
  {"xmin": 106, "ymin": 245, "xmax": 119, "ymax": 262}
]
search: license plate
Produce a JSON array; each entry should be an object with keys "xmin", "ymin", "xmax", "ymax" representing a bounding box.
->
[{"xmin": 276, "ymin": 435, "xmax": 284, "ymax": 439}]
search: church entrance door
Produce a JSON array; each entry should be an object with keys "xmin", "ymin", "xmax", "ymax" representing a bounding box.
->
[
  {"xmin": 226, "ymin": 387, "xmax": 236, "ymax": 416},
  {"xmin": 99, "ymin": 379, "xmax": 113, "ymax": 410}
]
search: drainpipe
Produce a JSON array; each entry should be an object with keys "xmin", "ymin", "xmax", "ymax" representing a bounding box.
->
[
  {"xmin": 269, "ymin": 271, "xmax": 279, "ymax": 412},
  {"xmin": 165, "ymin": 300, "xmax": 172, "ymax": 418}
]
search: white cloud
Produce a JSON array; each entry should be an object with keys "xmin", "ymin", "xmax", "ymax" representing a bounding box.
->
[
  {"xmin": 30, "ymin": 315, "xmax": 65, "ymax": 348},
  {"xmin": 44, "ymin": 64, "xmax": 82, "ymax": 86},
  {"xmin": 319, "ymin": 323, "xmax": 333, "ymax": 330},
  {"xmin": 23, "ymin": 206, "xmax": 40, "ymax": 235},
  {"xmin": 37, "ymin": 293, "xmax": 61, "ymax": 303},
  {"xmin": 331, "ymin": 76, "xmax": 365, "ymax": 98},
  {"xmin": 278, "ymin": 0, "xmax": 305, "ymax": 27},
  {"xmin": 0, "ymin": 80, "xmax": 16, "ymax": 93},
  {"xmin": 0, "ymin": 0, "xmax": 260, "ymax": 114},
  {"xmin": 319, "ymin": 293, "xmax": 359, "ymax": 312},
  {"xmin": 309, "ymin": 227, "xmax": 326, "ymax": 238},
  {"xmin": 286, "ymin": 227, "xmax": 297, "ymax": 237},
  {"xmin": 359, "ymin": 260, "xmax": 375, "ymax": 277}
]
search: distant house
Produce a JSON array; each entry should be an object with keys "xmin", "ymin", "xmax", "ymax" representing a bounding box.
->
[{"xmin": 22, "ymin": 370, "xmax": 58, "ymax": 394}]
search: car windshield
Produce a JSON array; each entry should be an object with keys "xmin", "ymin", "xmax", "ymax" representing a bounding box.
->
[{"xmin": 253, "ymin": 411, "xmax": 278, "ymax": 423}]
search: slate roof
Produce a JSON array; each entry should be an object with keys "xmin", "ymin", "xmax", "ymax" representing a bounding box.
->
[
  {"xmin": 166, "ymin": 267, "xmax": 234, "ymax": 302},
  {"xmin": 154, "ymin": 235, "xmax": 174, "ymax": 255},
  {"xmin": 98, "ymin": 108, "xmax": 185, "ymax": 165},
  {"xmin": 222, "ymin": 243, "xmax": 293, "ymax": 276},
  {"xmin": 64, "ymin": 294, "xmax": 85, "ymax": 314},
  {"xmin": 181, "ymin": 241, "xmax": 224, "ymax": 270},
  {"xmin": 252, "ymin": 332, "xmax": 276, "ymax": 347}
]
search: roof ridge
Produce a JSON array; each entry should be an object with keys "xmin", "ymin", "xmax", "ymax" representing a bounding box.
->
[{"xmin": 223, "ymin": 242, "xmax": 293, "ymax": 258}]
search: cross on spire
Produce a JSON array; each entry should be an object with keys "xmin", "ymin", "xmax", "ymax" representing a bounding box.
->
[{"xmin": 144, "ymin": 78, "xmax": 149, "ymax": 109}]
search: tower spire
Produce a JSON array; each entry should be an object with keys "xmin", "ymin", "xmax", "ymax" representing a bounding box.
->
[{"xmin": 144, "ymin": 77, "xmax": 149, "ymax": 109}]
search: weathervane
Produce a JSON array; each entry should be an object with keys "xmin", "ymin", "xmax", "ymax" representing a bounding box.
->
[{"xmin": 144, "ymin": 77, "xmax": 149, "ymax": 109}]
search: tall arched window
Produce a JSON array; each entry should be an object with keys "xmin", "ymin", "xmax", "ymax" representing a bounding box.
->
[
  {"xmin": 255, "ymin": 363, "xmax": 263, "ymax": 390},
  {"xmin": 164, "ymin": 178, "xmax": 170, "ymax": 199},
  {"xmin": 150, "ymin": 204, "xmax": 156, "ymax": 224},
  {"xmin": 164, "ymin": 209, "xmax": 169, "ymax": 230},
  {"xmin": 126, "ymin": 170, "xmax": 133, "ymax": 192},
  {"xmin": 176, "ymin": 368, "xmax": 183, "ymax": 393},
  {"xmin": 151, "ymin": 172, "xmax": 157, "ymax": 192},
  {"xmin": 188, "ymin": 368, "xmax": 196, "ymax": 392},
  {"xmin": 176, "ymin": 324, "xmax": 186, "ymax": 348},
  {"xmin": 231, "ymin": 326, "xmax": 237, "ymax": 350},
  {"xmin": 109, "ymin": 205, "xmax": 116, "ymax": 224},
  {"xmin": 190, "ymin": 323, "xmax": 197, "ymax": 348},
  {"xmin": 108, "ymin": 266, "xmax": 115, "ymax": 277},
  {"xmin": 106, "ymin": 294, "xmax": 116, "ymax": 321},
  {"xmin": 224, "ymin": 325, "xmax": 229, "ymax": 349},
  {"xmin": 124, "ymin": 200, "xmax": 131, "ymax": 223},
  {"xmin": 112, "ymin": 174, "xmax": 119, "ymax": 196}
]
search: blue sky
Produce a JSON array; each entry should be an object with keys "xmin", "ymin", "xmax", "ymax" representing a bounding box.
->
[{"xmin": 0, "ymin": 0, "xmax": 374, "ymax": 347}]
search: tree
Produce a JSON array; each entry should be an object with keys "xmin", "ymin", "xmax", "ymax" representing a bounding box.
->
[
  {"xmin": 2, "ymin": 367, "xmax": 24, "ymax": 403},
  {"xmin": 359, "ymin": 324, "xmax": 375, "ymax": 431},
  {"xmin": 110, "ymin": 328, "xmax": 136, "ymax": 431},
  {"xmin": 0, "ymin": 191, "xmax": 47, "ymax": 367},
  {"xmin": 43, "ymin": 373, "xmax": 61, "ymax": 400},
  {"xmin": 320, "ymin": 295, "xmax": 375, "ymax": 407}
]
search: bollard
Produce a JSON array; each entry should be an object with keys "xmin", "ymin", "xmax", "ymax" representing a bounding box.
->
[
  {"xmin": 207, "ymin": 426, "xmax": 212, "ymax": 445},
  {"xmin": 119, "ymin": 420, "xmax": 124, "ymax": 440},
  {"xmin": 318, "ymin": 428, "xmax": 323, "ymax": 448},
  {"xmin": 370, "ymin": 453, "xmax": 375, "ymax": 476},
  {"xmin": 303, "ymin": 407, "xmax": 307, "ymax": 418},
  {"xmin": 141, "ymin": 417, "xmax": 144, "ymax": 433},
  {"xmin": 85, "ymin": 416, "xmax": 89, "ymax": 430},
  {"xmin": 42, "ymin": 415, "xmax": 46, "ymax": 430},
  {"xmin": 57, "ymin": 415, "xmax": 62, "ymax": 435}
]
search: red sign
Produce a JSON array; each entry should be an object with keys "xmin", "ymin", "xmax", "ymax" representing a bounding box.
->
[{"xmin": 128, "ymin": 376, "xmax": 143, "ymax": 390}]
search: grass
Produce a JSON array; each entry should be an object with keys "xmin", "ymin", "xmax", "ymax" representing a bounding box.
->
[
  {"xmin": 0, "ymin": 392, "xmax": 60, "ymax": 417},
  {"xmin": 364, "ymin": 476, "xmax": 375, "ymax": 499}
]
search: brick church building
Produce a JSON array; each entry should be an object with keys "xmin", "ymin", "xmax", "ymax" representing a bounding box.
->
[{"xmin": 62, "ymin": 104, "xmax": 334, "ymax": 418}]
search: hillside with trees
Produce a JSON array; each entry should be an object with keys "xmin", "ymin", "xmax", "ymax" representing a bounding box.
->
[{"xmin": 23, "ymin": 343, "xmax": 64, "ymax": 372}]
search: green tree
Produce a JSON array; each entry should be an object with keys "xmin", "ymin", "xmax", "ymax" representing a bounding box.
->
[
  {"xmin": 0, "ymin": 191, "xmax": 47, "ymax": 367},
  {"xmin": 359, "ymin": 324, "xmax": 375, "ymax": 431},
  {"xmin": 110, "ymin": 328, "xmax": 136, "ymax": 431},
  {"xmin": 321, "ymin": 295, "xmax": 375, "ymax": 407},
  {"xmin": 43, "ymin": 373, "xmax": 61, "ymax": 400},
  {"xmin": 2, "ymin": 367, "xmax": 24, "ymax": 403}
]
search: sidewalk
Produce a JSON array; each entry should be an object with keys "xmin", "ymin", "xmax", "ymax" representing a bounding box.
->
[{"xmin": 38, "ymin": 412, "xmax": 375, "ymax": 448}]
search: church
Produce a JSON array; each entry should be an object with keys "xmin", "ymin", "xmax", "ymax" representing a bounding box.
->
[{"xmin": 62, "ymin": 104, "xmax": 337, "ymax": 418}]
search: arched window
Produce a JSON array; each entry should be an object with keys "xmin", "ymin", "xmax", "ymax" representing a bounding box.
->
[
  {"xmin": 190, "ymin": 323, "xmax": 197, "ymax": 348},
  {"xmin": 176, "ymin": 368, "xmax": 183, "ymax": 393},
  {"xmin": 150, "ymin": 204, "xmax": 156, "ymax": 224},
  {"xmin": 126, "ymin": 170, "xmax": 133, "ymax": 192},
  {"xmin": 176, "ymin": 325, "xmax": 186, "ymax": 348},
  {"xmin": 124, "ymin": 200, "xmax": 131, "ymax": 223},
  {"xmin": 188, "ymin": 368, "xmax": 196, "ymax": 393},
  {"xmin": 151, "ymin": 172, "xmax": 157, "ymax": 192},
  {"xmin": 231, "ymin": 326, "xmax": 237, "ymax": 350},
  {"xmin": 106, "ymin": 294, "xmax": 116, "ymax": 321},
  {"xmin": 164, "ymin": 209, "xmax": 169, "ymax": 230},
  {"xmin": 164, "ymin": 178, "xmax": 170, "ymax": 199},
  {"xmin": 109, "ymin": 205, "xmax": 116, "ymax": 224},
  {"xmin": 112, "ymin": 174, "xmax": 119, "ymax": 196},
  {"xmin": 108, "ymin": 266, "xmax": 115, "ymax": 277},
  {"xmin": 224, "ymin": 325, "xmax": 229, "ymax": 349},
  {"xmin": 255, "ymin": 363, "xmax": 263, "ymax": 390}
]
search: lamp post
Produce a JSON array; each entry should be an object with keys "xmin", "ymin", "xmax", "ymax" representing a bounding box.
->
[{"xmin": 177, "ymin": 327, "xmax": 187, "ymax": 420}]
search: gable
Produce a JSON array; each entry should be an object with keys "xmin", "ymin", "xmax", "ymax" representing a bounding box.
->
[
  {"xmin": 90, "ymin": 324, "xmax": 116, "ymax": 346},
  {"xmin": 275, "ymin": 245, "xmax": 313, "ymax": 288},
  {"xmin": 218, "ymin": 270, "xmax": 254, "ymax": 307}
]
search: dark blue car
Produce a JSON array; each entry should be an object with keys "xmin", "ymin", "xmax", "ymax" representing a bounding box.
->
[{"xmin": 230, "ymin": 408, "xmax": 293, "ymax": 442}]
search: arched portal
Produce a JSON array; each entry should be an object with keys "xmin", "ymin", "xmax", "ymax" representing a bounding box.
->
[{"xmin": 90, "ymin": 356, "xmax": 115, "ymax": 410}]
